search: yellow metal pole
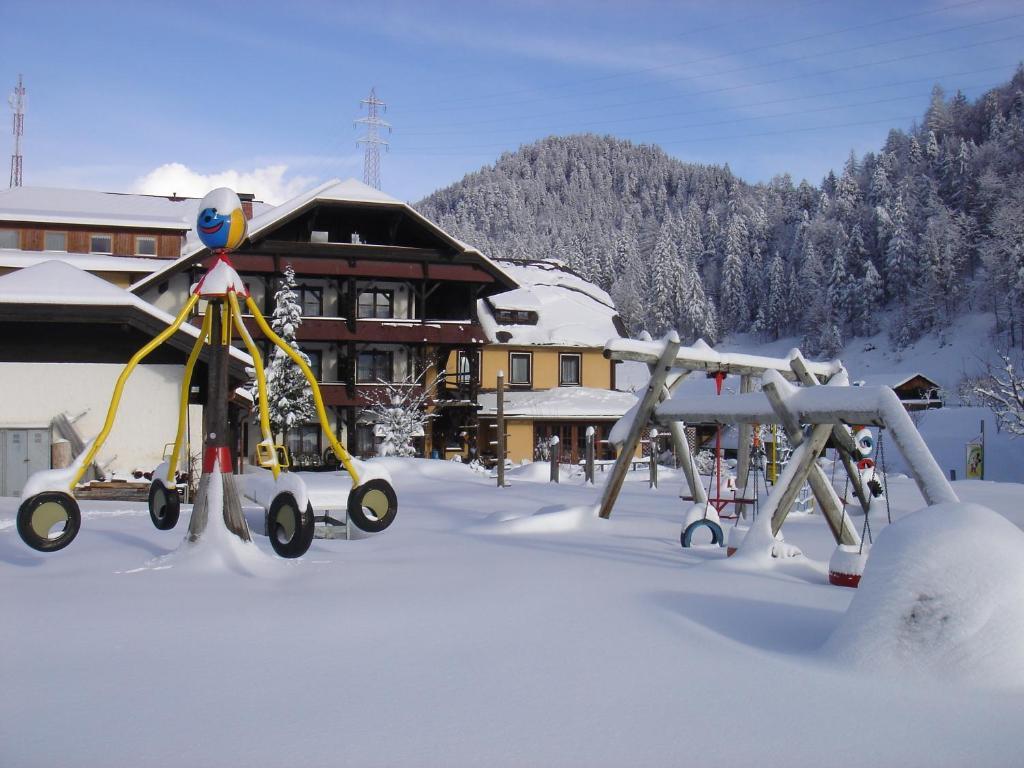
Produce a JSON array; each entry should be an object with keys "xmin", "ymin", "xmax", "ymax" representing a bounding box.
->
[
  {"xmin": 167, "ymin": 308, "xmax": 212, "ymax": 484},
  {"xmin": 227, "ymin": 291, "xmax": 278, "ymax": 479},
  {"xmin": 244, "ymin": 295, "xmax": 361, "ymax": 487},
  {"xmin": 70, "ymin": 293, "xmax": 201, "ymax": 490}
]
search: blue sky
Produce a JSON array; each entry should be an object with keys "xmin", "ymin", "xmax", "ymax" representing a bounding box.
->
[{"xmin": 1, "ymin": 0, "xmax": 1021, "ymax": 203}]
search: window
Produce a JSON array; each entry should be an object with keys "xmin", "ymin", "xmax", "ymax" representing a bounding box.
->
[
  {"xmin": 495, "ymin": 309, "xmax": 537, "ymax": 325},
  {"xmin": 355, "ymin": 423, "xmax": 377, "ymax": 456},
  {"xmin": 559, "ymin": 353, "xmax": 582, "ymax": 386},
  {"xmin": 509, "ymin": 352, "xmax": 532, "ymax": 386},
  {"xmin": 44, "ymin": 231, "xmax": 66, "ymax": 251},
  {"xmin": 298, "ymin": 285, "xmax": 323, "ymax": 317},
  {"xmin": 285, "ymin": 424, "xmax": 321, "ymax": 461},
  {"xmin": 0, "ymin": 229, "xmax": 18, "ymax": 249},
  {"xmin": 456, "ymin": 350, "xmax": 480, "ymax": 385},
  {"xmin": 135, "ymin": 236, "xmax": 157, "ymax": 256},
  {"xmin": 357, "ymin": 350, "xmax": 393, "ymax": 383},
  {"xmin": 357, "ymin": 290, "xmax": 394, "ymax": 319},
  {"xmin": 90, "ymin": 234, "xmax": 113, "ymax": 253},
  {"xmin": 304, "ymin": 349, "xmax": 322, "ymax": 381}
]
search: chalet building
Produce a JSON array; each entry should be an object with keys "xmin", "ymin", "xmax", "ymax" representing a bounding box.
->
[
  {"xmin": 131, "ymin": 179, "xmax": 517, "ymax": 463},
  {"xmin": 470, "ymin": 260, "xmax": 635, "ymax": 464},
  {"xmin": 854, "ymin": 372, "xmax": 944, "ymax": 410}
]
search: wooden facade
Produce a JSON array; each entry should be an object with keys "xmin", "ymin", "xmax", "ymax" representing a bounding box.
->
[
  {"xmin": 146, "ymin": 190, "xmax": 515, "ymax": 463},
  {"xmin": 0, "ymin": 223, "xmax": 182, "ymax": 258}
]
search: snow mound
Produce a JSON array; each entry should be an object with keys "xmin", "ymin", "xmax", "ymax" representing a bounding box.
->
[
  {"xmin": 822, "ymin": 502, "xmax": 1024, "ymax": 687},
  {"xmin": 478, "ymin": 504, "xmax": 600, "ymax": 534}
]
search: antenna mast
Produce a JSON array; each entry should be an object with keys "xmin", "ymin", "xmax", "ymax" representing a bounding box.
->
[
  {"xmin": 355, "ymin": 87, "xmax": 391, "ymax": 190},
  {"xmin": 9, "ymin": 74, "xmax": 25, "ymax": 188}
]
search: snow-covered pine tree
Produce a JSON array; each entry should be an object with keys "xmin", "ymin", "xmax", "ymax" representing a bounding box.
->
[
  {"xmin": 264, "ymin": 264, "xmax": 317, "ymax": 445},
  {"xmin": 884, "ymin": 193, "xmax": 915, "ymax": 302},
  {"xmin": 719, "ymin": 214, "xmax": 748, "ymax": 331},
  {"xmin": 856, "ymin": 261, "xmax": 884, "ymax": 337},
  {"xmin": 361, "ymin": 373, "xmax": 439, "ymax": 457},
  {"xmin": 763, "ymin": 252, "xmax": 787, "ymax": 339}
]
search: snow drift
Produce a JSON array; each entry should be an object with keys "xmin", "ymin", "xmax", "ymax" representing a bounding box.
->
[{"xmin": 822, "ymin": 502, "xmax": 1024, "ymax": 687}]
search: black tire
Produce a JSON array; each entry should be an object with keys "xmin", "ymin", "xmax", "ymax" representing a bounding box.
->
[
  {"xmin": 347, "ymin": 478, "xmax": 398, "ymax": 533},
  {"xmin": 148, "ymin": 479, "xmax": 180, "ymax": 531},
  {"xmin": 17, "ymin": 492, "xmax": 81, "ymax": 553},
  {"xmin": 681, "ymin": 519, "xmax": 725, "ymax": 548},
  {"xmin": 267, "ymin": 492, "xmax": 315, "ymax": 558}
]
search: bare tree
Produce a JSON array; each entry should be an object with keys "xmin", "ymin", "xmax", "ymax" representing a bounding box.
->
[{"xmin": 972, "ymin": 354, "xmax": 1024, "ymax": 437}]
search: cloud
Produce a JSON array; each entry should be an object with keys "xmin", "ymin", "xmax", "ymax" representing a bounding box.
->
[{"xmin": 132, "ymin": 163, "xmax": 317, "ymax": 204}]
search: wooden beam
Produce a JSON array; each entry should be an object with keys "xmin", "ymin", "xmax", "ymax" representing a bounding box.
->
[{"xmin": 598, "ymin": 333, "xmax": 681, "ymax": 519}]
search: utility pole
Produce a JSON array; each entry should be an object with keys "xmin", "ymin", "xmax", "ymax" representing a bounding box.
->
[
  {"xmin": 355, "ymin": 87, "xmax": 391, "ymax": 190},
  {"xmin": 9, "ymin": 74, "xmax": 25, "ymax": 188}
]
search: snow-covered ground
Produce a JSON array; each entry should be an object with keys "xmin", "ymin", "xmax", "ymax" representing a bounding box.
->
[{"xmin": 2, "ymin": 459, "xmax": 1022, "ymax": 767}]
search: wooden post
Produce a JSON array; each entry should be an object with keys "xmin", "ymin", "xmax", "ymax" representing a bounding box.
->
[
  {"xmin": 188, "ymin": 299, "xmax": 251, "ymax": 543},
  {"xmin": 789, "ymin": 354, "xmax": 870, "ymax": 514},
  {"xmin": 496, "ymin": 370, "xmax": 506, "ymax": 488},
  {"xmin": 598, "ymin": 333, "xmax": 680, "ymax": 519},
  {"xmin": 762, "ymin": 423, "xmax": 834, "ymax": 537},
  {"xmin": 762, "ymin": 379, "xmax": 859, "ymax": 545},
  {"xmin": 549, "ymin": 435, "xmax": 560, "ymax": 483},
  {"xmin": 648, "ymin": 428, "xmax": 659, "ymax": 489},
  {"xmin": 585, "ymin": 426, "xmax": 595, "ymax": 484},
  {"xmin": 735, "ymin": 374, "xmax": 754, "ymax": 493}
]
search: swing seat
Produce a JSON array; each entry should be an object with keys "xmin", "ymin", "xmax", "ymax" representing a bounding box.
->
[{"xmin": 682, "ymin": 518, "xmax": 725, "ymax": 548}]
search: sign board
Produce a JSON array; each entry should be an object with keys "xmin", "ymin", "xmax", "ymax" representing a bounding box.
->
[{"xmin": 965, "ymin": 443, "xmax": 984, "ymax": 480}]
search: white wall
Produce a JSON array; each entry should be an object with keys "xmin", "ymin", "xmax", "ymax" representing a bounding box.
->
[{"xmin": 0, "ymin": 362, "xmax": 202, "ymax": 481}]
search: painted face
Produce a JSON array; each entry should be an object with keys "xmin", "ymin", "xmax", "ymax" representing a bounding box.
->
[
  {"xmin": 196, "ymin": 187, "xmax": 248, "ymax": 251},
  {"xmin": 854, "ymin": 428, "xmax": 874, "ymax": 458}
]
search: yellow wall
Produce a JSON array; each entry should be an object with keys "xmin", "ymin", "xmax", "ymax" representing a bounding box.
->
[
  {"xmin": 465, "ymin": 346, "xmax": 613, "ymax": 391},
  {"xmin": 506, "ymin": 421, "xmax": 534, "ymax": 463}
]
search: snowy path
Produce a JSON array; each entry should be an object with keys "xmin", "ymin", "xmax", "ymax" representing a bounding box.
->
[{"xmin": 1, "ymin": 460, "xmax": 1021, "ymax": 767}]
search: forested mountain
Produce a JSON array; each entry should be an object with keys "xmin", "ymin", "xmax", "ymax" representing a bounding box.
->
[{"xmin": 416, "ymin": 66, "xmax": 1024, "ymax": 355}]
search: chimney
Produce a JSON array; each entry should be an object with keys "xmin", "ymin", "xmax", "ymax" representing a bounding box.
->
[{"xmin": 238, "ymin": 192, "xmax": 255, "ymax": 220}]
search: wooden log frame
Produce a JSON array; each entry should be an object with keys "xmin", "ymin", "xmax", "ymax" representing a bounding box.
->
[{"xmin": 598, "ymin": 333, "xmax": 680, "ymax": 519}]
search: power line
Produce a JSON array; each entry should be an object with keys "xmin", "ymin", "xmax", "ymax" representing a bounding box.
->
[
  {"xmin": 399, "ymin": 64, "xmax": 1014, "ymax": 139},
  {"xmin": 400, "ymin": 0, "xmax": 993, "ymax": 114}
]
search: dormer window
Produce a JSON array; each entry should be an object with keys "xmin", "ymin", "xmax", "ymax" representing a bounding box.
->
[{"xmin": 495, "ymin": 309, "xmax": 538, "ymax": 325}]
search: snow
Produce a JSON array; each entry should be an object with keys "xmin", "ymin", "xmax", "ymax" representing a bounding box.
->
[
  {"xmin": 478, "ymin": 259, "xmax": 623, "ymax": 347},
  {"xmin": 0, "ymin": 185, "xmax": 197, "ymax": 230},
  {"xmin": 823, "ymin": 502, "xmax": 1024, "ymax": 688},
  {"xmin": 0, "ymin": 249, "xmax": 168, "ymax": 273},
  {"xmin": 193, "ymin": 255, "xmax": 249, "ymax": 297},
  {"xmin": 3, "ymin": 459, "xmax": 1023, "ymax": 766},
  {"xmin": 477, "ymin": 386, "xmax": 637, "ymax": 419}
]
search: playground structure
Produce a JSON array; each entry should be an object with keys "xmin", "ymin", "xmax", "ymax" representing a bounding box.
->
[
  {"xmin": 600, "ymin": 334, "xmax": 957, "ymax": 586},
  {"xmin": 16, "ymin": 188, "xmax": 397, "ymax": 558}
]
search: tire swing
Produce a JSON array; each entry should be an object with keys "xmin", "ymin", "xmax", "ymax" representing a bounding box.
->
[
  {"xmin": 266, "ymin": 492, "xmax": 316, "ymax": 559},
  {"xmin": 347, "ymin": 479, "xmax": 399, "ymax": 533},
  {"xmin": 681, "ymin": 457, "xmax": 725, "ymax": 549},
  {"xmin": 148, "ymin": 479, "xmax": 180, "ymax": 531},
  {"xmin": 17, "ymin": 492, "xmax": 81, "ymax": 553}
]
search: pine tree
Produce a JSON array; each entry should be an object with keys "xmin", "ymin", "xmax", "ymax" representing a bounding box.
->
[
  {"xmin": 719, "ymin": 214, "xmax": 748, "ymax": 331},
  {"xmin": 764, "ymin": 252, "xmax": 787, "ymax": 339},
  {"xmin": 856, "ymin": 261, "xmax": 884, "ymax": 336},
  {"xmin": 885, "ymin": 193, "xmax": 915, "ymax": 302},
  {"xmin": 264, "ymin": 264, "xmax": 317, "ymax": 444}
]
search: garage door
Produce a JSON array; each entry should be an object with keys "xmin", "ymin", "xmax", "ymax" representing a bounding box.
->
[{"xmin": 1, "ymin": 429, "xmax": 50, "ymax": 497}]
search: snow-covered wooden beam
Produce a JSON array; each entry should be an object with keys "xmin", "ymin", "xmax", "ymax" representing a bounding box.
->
[
  {"xmin": 603, "ymin": 337, "xmax": 841, "ymax": 381},
  {"xmin": 657, "ymin": 372, "xmax": 958, "ymax": 508}
]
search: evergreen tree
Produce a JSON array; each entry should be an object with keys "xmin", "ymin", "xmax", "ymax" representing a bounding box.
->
[
  {"xmin": 264, "ymin": 265, "xmax": 317, "ymax": 444},
  {"xmin": 719, "ymin": 215, "xmax": 748, "ymax": 331},
  {"xmin": 885, "ymin": 193, "xmax": 915, "ymax": 301}
]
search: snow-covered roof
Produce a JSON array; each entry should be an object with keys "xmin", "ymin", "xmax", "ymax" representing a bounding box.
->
[
  {"xmin": 854, "ymin": 372, "xmax": 939, "ymax": 390},
  {"xmin": 0, "ymin": 249, "xmax": 167, "ymax": 274},
  {"xmin": 477, "ymin": 386, "xmax": 636, "ymax": 420},
  {"xmin": 0, "ymin": 186, "xmax": 197, "ymax": 231},
  {"xmin": 0, "ymin": 260, "xmax": 251, "ymax": 364},
  {"xmin": 478, "ymin": 260, "xmax": 624, "ymax": 347},
  {"xmin": 132, "ymin": 178, "xmax": 517, "ymax": 293}
]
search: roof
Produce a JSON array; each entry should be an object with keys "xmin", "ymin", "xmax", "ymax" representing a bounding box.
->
[
  {"xmin": 0, "ymin": 260, "xmax": 252, "ymax": 365},
  {"xmin": 853, "ymin": 372, "xmax": 940, "ymax": 390},
  {"xmin": 477, "ymin": 386, "xmax": 637, "ymax": 420},
  {"xmin": 0, "ymin": 249, "xmax": 168, "ymax": 274},
  {"xmin": 131, "ymin": 178, "xmax": 517, "ymax": 293},
  {"xmin": 0, "ymin": 186, "xmax": 198, "ymax": 231},
  {"xmin": 478, "ymin": 259, "xmax": 625, "ymax": 347}
]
